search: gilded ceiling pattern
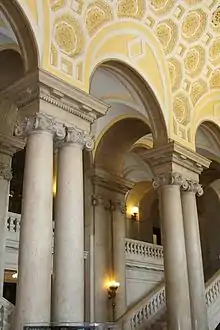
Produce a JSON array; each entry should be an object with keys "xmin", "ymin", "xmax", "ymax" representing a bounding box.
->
[{"xmin": 22, "ymin": 0, "xmax": 220, "ymax": 145}]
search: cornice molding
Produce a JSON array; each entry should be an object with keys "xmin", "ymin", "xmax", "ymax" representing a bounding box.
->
[
  {"xmin": 88, "ymin": 168, "xmax": 134, "ymax": 194},
  {"xmin": 141, "ymin": 141, "xmax": 211, "ymax": 178},
  {"xmin": 0, "ymin": 133, "xmax": 24, "ymax": 156},
  {"xmin": 0, "ymin": 69, "xmax": 110, "ymax": 124}
]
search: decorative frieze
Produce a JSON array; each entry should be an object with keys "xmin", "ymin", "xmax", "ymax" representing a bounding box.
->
[
  {"xmin": 1, "ymin": 69, "xmax": 109, "ymax": 124},
  {"xmin": 14, "ymin": 113, "xmax": 66, "ymax": 140}
]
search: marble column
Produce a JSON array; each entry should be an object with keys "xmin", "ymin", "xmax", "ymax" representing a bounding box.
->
[
  {"xmin": 181, "ymin": 181, "xmax": 208, "ymax": 330},
  {"xmin": 92, "ymin": 193, "xmax": 111, "ymax": 322},
  {"xmin": 112, "ymin": 200, "xmax": 126, "ymax": 320},
  {"xmin": 0, "ymin": 163, "xmax": 12, "ymax": 297},
  {"xmin": 154, "ymin": 173, "xmax": 192, "ymax": 330},
  {"xmin": 14, "ymin": 113, "xmax": 65, "ymax": 330},
  {"xmin": 52, "ymin": 126, "xmax": 93, "ymax": 324}
]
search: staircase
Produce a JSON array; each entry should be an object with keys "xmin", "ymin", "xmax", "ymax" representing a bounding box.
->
[{"xmin": 119, "ymin": 269, "xmax": 220, "ymax": 330}]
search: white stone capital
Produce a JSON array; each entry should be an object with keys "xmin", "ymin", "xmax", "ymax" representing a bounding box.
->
[
  {"xmin": 65, "ymin": 126, "xmax": 94, "ymax": 150},
  {"xmin": 181, "ymin": 180, "xmax": 203, "ymax": 196},
  {"xmin": 153, "ymin": 173, "xmax": 203, "ymax": 196},
  {"xmin": 153, "ymin": 172, "xmax": 184, "ymax": 188},
  {"xmin": 0, "ymin": 163, "xmax": 12, "ymax": 181},
  {"xmin": 14, "ymin": 113, "xmax": 66, "ymax": 140}
]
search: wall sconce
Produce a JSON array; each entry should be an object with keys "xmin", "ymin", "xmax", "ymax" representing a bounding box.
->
[
  {"xmin": 107, "ymin": 280, "xmax": 120, "ymax": 299},
  {"xmin": 131, "ymin": 206, "xmax": 139, "ymax": 221},
  {"xmin": 107, "ymin": 280, "xmax": 120, "ymax": 320}
]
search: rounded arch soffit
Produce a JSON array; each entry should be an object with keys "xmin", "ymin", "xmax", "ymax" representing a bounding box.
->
[
  {"xmin": 90, "ymin": 60, "xmax": 168, "ymax": 148},
  {"xmin": 0, "ymin": 0, "xmax": 39, "ymax": 72}
]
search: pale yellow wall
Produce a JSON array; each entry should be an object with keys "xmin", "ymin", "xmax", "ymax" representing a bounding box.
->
[{"xmin": 13, "ymin": 0, "xmax": 220, "ymax": 150}]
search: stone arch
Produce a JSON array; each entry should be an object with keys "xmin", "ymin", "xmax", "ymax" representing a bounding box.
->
[
  {"xmin": 84, "ymin": 20, "xmax": 171, "ymax": 133},
  {"xmin": 94, "ymin": 116, "xmax": 150, "ymax": 175},
  {"xmin": 195, "ymin": 120, "xmax": 220, "ymax": 162},
  {"xmin": 191, "ymin": 91, "xmax": 220, "ymax": 149},
  {"xmin": 0, "ymin": 0, "xmax": 39, "ymax": 72},
  {"xmin": 90, "ymin": 61, "xmax": 168, "ymax": 175}
]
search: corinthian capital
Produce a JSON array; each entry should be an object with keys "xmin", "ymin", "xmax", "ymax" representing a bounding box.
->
[
  {"xmin": 14, "ymin": 113, "xmax": 66, "ymax": 140},
  {"xmin": 66, "ymin": 126, "xmax": 94, "ymax": 150},
  {"xmin": 181, "ymin": 180, "xmax": 203, "ymax": 196},
  {"xmin": 153, "ymin": 173, "xmax": 184, "ymax": 188},
  {"xmin": 0, "ymin": 163, "xmax": 12, "ymax": 181}
]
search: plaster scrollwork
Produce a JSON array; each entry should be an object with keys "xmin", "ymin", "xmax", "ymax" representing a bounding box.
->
[
  {"xmin": 14, "ymin": 113, "xmax": 66, "ymax": 140},
  {"xmin": 212, "ymin": 6, "xmax": 220, "ymax": 31},
  {"xmin": 181, "ymin": 180, "xmax": 203, "ymax": 196},
  {"xmin": 153, "ymin": 172, "xmax": 184, "ymax": 188},
  {"xmin": 153, "ymin": 173, "xmax": 203, "ymax": 196},
  {"xmin": 117, "ymin": 0, "xmax": 145, "ymax": 19},
  {"xmin": 0, "ymin": 163, "xmax": 12, "ymax": 181},
  {"xmin": 182, "ymin": 9, "xmax": 206, "ymax": 42},
  {"xmin": 66, "ymin": 126, "xmax": 94, "ymax": 150},
  {"xmin": 85, "ymin": 1, "xmax": 112, "ymax": 36},
  {"xmin": 91, "ymin": 194, "xmax": 111, "ymax": 210},
  {"xmin": 50, "ymin": 0, "xmax": 66, "ymax": 11},
  {"xmin": 111, "ymin": 200, "xmax": 126, "ymax": 214},
  {"xmin": 190, "ymin": 79, "xmax": 208, "ymax": 106},
  {"xmin": 173, "ymin": 93, "xmax": 190, "ymax": 126},
  {"xmin": 54, "ymin": 14, "xmax": 84, "ymax": 58},
  {"xmin": 150, "ymin": 0, "xmax": 175, "ymax": 15}
]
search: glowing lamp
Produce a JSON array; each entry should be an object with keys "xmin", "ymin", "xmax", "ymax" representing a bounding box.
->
[{"xmin": 131, "ymin": 206, "xmax": 139, "ymax": 221}]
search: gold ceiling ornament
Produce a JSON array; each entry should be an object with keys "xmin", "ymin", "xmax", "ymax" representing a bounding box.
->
[
  {"xmin": 50, "ymin": 43, "xmax": 58, "ymax": 67},
  {"xmin": 117, "ymin": 0, "xmax": 146, "ymax": 19},
  {"xmin": 184, "ymin": 46, "xmax": 205, "ymax": 78},
  {"xmin": 212, "ymin": 7, "xmax": 220, "ymax": 29},
  {"xmin": 182, "ymin": 9, "xmax": 206, "ymax": 43},
  {"xmin": 156, "ymin": 19, "xmax": 177, "ymax": 54},
  {"xmin": 168, "ymin": 58, "xmax": 182, "ymax": 92},
  {"xmin": 211, "ymin": 7, "xmax": 220, "ymax": 34},
  {"xmin": 85, "ymin": 1, "xmax": 112, "ymax": 36},
  {"xmin": 54, "ymin": 14, "xmax": 84, "ymax": 58},
  {"xmin": 50, "ymin": 0, "xmax": 66, "ymax": 11},
  {"xmin": 173, "ymin": 93, "xmax": 191, "ymax": 126},
  {"xmin": 150, "ymin": 0, "xmax": 175, "ymax": 15},
  {"xmin": 210, "ymin": 68, "xmax": 220, "ymax": 89},
  {"xmin": 190, "ymin": 79, "xmax": 208, "ymax": 105},
  {"xmin": 209, "ymin": 38, "xmax": 220, "ymax": 65}
]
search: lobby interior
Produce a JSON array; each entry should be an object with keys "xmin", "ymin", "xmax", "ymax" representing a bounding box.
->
[{"xmin": 1, "ymin": 1, "xmax": 220, "ymax": 330}]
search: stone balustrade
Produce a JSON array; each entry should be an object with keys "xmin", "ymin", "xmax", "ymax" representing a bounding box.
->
[
  {"xmin": 125, "ymin": 239, "xmax": 164, "ymax": 268},
  {"xmin": 206, "ymin": 269, "xmax": 220, "ymax": 306},
  {"xmin": 120, "ymin": 269, "xmax": 220, "ymax": 330}
]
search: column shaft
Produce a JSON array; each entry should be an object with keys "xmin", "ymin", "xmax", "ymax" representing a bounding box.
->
[
  {"xmin": 112, "ymin": 201, "xmax": 126, "ymax": 319},
  {"xmin": 159, "ymin": 184, "xmax": 192, "ymax": 330},
  {"xmin": 93, "ymin": 194, "xmax": 111, "ymax": 322},
  {"xmin": 182, "ymin": 188, "xmax": 208, "ymax": 330},
  {"xmin": 14, "ymin": 131, "xmax": 53, "ymax": 329},
  {"xmin": 52, "ymin": 143, "xmax": 84, "ymax": 323},
  {"xmin": 0, "ymin": 171, "xmax": 11, "ymax": 297}
]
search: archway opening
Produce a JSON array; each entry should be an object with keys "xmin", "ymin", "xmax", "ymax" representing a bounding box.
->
[{"xmin": 196, "ymin": 121, "xmax": 220, "ymax": 281}]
